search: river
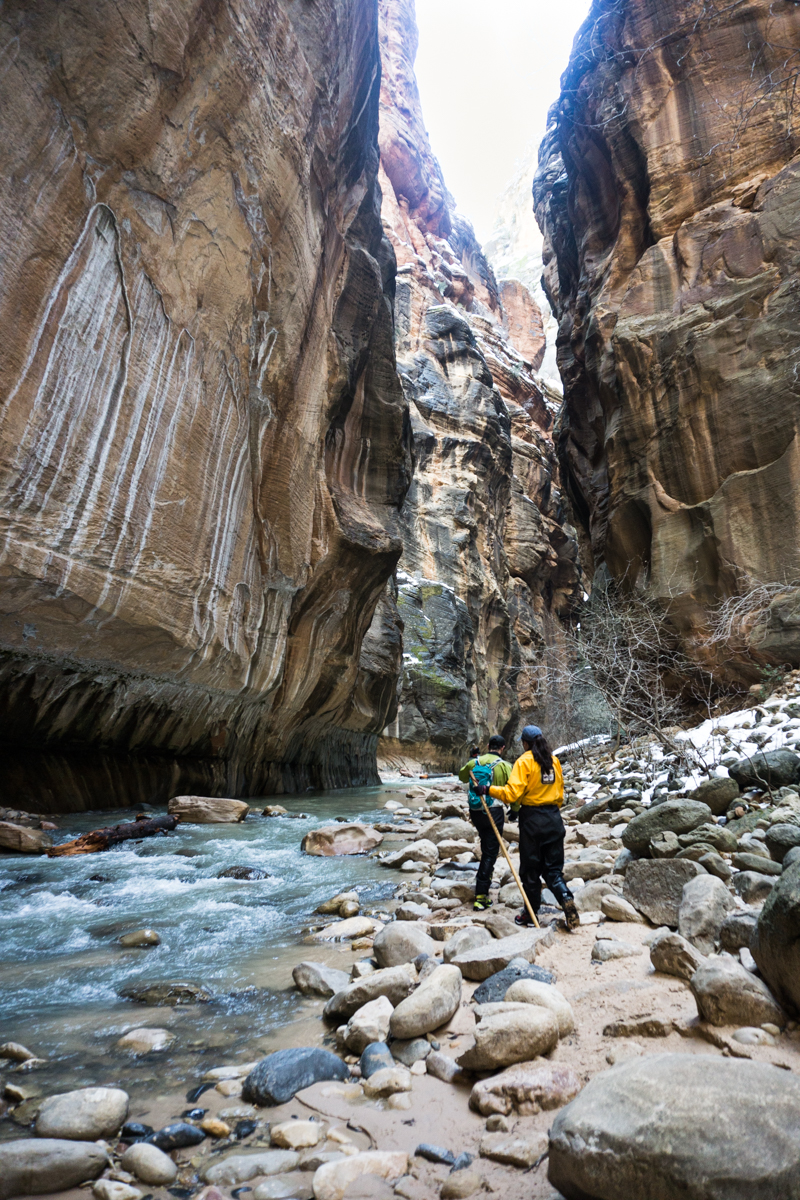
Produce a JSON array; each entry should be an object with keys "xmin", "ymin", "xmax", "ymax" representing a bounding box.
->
[{"xmin": 0, "ymin": 784, "xmax": 410, "ymax": 1128}]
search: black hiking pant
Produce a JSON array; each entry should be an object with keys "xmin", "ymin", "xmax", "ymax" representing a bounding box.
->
[
  {"xmin": 469, "ymin": 805, "xmax": 505, "ymax": 895},
  {"xmin": 518, "ymin": 804, "xmax": 573, "ymax": 913}
]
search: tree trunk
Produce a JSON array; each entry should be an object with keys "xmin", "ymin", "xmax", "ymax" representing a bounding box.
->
[{"xmin": 47, "ymin": 814, "xmax": 179, "ymax": 857}]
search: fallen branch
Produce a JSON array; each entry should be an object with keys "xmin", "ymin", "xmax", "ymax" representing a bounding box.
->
[{"xmin": 47, "ymin": 814, "xmax": 179, "ymax": 857}]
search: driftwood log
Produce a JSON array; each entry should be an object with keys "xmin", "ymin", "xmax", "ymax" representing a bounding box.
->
[{"xmin": 47, "ymin": 814, "xmax": 179, "ymax": 857}]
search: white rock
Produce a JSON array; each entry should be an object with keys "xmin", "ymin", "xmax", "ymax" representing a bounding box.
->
[
  {"xmin": 168, "ymin": 795, "xmax": 249, "ymax": 823},
  {"xmin": 344, "ymin": 995, "xmax": 394, "ymax": 1054},
  {"xmin": 601, "ymin": 894, "xmax": 646, "ymax": 923},
  {"xmin": 293, "ymin": 962, "xmax": 351, "ymax": 998},
  {"xmin": 36, "ymin": 1087, "xmax": 129, "ymax": 1140},
  {"xmin": 591, "ymin": 938, "xmax": 642, "ymax": 961},
  {"xmin": 270, "ymin": 1119, "xmax": 322, "ymax": 1149},
  {"xmin": 678, "ymin": 874, "xmax": 736, "ymax": 955},
  {"xmin": 373, "ymin": 921, "xmax": 437, "ymax": 967},
  {"xmin": 121, "ymin": 1143, "xmax": 178, "ymax": 1186},
  {"xmin": 116, "ymin": 1027, "xmax": 174, "ymax": 1055},
  {"xmin": 457, "ymin": 1005, "xmax": 559, "ymax": 1071},
  {"xmin": 504, "ymin": 979, "xmax": 575, "ymax": 1036},
  {"xmin": 443, "ymin": 926, "xmax": 492, "ymax": 962},
  {"xmin": 389, "ymin": 964, "xmax": 462, "ymax": 1038},
  {"xmin": 312, "ymin": 1151, "xmax": 408, "ymax": 1200},
  {"xmin": 310, "ymin": 917, "xmax": 382, "ymax": 942}
]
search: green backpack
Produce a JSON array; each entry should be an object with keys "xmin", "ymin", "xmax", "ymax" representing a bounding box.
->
[{"xmin": 468, "ymin": 756, "xmax": 500, "ymax": 810}]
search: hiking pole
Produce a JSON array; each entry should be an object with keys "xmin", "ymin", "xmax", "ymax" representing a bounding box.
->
[{"xmin": 470, "ymin": 772, "xmax": 539, "ymax": 928}]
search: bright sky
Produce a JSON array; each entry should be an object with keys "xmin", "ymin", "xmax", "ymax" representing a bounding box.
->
[{"xmin": 414, "ymin": 0, "xmax": 592, "ymax": 243}]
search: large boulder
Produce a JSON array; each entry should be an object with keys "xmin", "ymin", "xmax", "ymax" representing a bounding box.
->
[
  {"xmin": 690, "ymin": 954, "xmax": 785, "ymax": 1027},
  {"xmin": 443, "ymin": 926, "xmax": 492, "ymax": 962},
  {"xmin": 292, "ymin": 961, "xmax": 350, "ymax": 998},
  {"xmin": 35, "ymin": 1087, "xmax": 128, "ymax": 1140},
  {"xmin": 0, "ymin": 821, "xmax": 52, "ymax": 853},
  {"xmin": 752, "ymin": 860, "xmax": 800, "ymax": 1017},
  {"xmin": 548, "ymin": 1054, "xmax": 800, "ymax": 1199},
  {"xmin": 621, "ymin": 800, "xmax": 713, "ymax": 856},
  {"xmin": 457, "ymin": 1005, "xmax": 558, "ymax": 1071},
  {"xmin": 168, "ymin": 795, "xmax": 249, "ymax": 823},
  {"xmin": 504, "ymin": 979, "xmax": 575, "ymax": 1036},
  {"xmin": 241, "ymin": 1048, "xmax": 348, "ymax": 1105},
  {"xmin": 0, "ymin": 1140, "xmax": 107, "ymax": 1200},
  {"xmin": 729, "ymin": 749, "xmax": 800, "ymax": 791},
  {"xmin": 624, "ymin": 859, "xmax": 705, "ymax": 926},
  {"xmin": 677, "ymin": 874, "xmax": 736, "ymax": 954},
  {"xmin": 451, "ymin": 927, "xmax": 555, "ymax": 982},
  {"xmin": 688, "ymin": 776, "xmax": 740, "ymax": 815},
  {"xmin": 323, "ymin": 965, "xmax": 416, "ymax": 1021},
  {"xmin": 301, "ymin": 824, "xmax": 382, "ymax": 856},
  {"xmin": 733, "ymin": 871, "xmax": 775, "ymax": 904},
  {"xmin": 469, "ymin": 1062, "xmax": 582, "ymax": 1116},
  {"xmin": 389, "ymin": 964, "xmax": 462, "ymax": 1038},
  {"xmin": 719, "ymin": 911, "xmax": 758, "ymax": 953},
  {"xmin": 373, "ymin": 922, "xmax": 437, "ymax": 967}
]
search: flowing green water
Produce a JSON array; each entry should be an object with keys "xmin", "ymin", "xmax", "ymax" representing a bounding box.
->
[{"xmin": 0, "ymin": 785, "xmax": 407, "ymax": 1126}]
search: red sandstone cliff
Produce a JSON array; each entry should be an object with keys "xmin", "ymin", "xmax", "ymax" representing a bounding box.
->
[
  {"xmin": 0, "ymin": 0, "xmax": 409, "ymax": 808},
  {"xmin": 535, "ymin": 0, "xmax": 800, "ymax": 674}
]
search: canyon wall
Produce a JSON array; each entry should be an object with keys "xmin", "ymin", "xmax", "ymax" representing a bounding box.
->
[
  {"xmin": 0, "ymin": 0, "xmax": 410, "ymax": 810},
  {"xmin": 377, "ymin": 0, "xmax": 582, "ymax": 770},
  {"xmin": 535, "ymin": 0, "xmax": 800, "ymax": 674}
]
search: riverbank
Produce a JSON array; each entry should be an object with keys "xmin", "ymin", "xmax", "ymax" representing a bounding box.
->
[{"xmin": 3, "ymin": 686, "xmax": 800, "ymax": 1199}]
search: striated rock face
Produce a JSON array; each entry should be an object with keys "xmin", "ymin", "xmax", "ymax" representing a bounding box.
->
[
  {"xmin": 376, "ymin": 0, "xmax": 581, "ymax": 768},
  {"xmin": 535, "ymin": 0, "xmax": 800, "ymax": 672},
  {"xmin": 0, "ymin": 0, "xmax": 410, "ymax": 809}
]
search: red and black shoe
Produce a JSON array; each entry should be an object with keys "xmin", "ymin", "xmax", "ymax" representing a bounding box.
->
[{"xmin": 514, "ymin": 910, "xmax": 534, "ymax": 927}]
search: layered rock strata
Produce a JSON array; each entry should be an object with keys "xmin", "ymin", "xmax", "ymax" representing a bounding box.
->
[
  {"xmin": 535, "ymin": 0, "xmax": 800, "ymax": 673},
  {"xmin": 0, "ymin": 0, "xmax": 409, "ymax": 809},
  {"xmin": 377, "ymin": 0, "xmax": 581, "ymax": 768}
]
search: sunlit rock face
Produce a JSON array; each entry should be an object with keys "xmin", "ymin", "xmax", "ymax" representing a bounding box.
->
[
  {"xmin": 0, "ymin": 0, "xmax": 410, "ymax": 810},
  {"xmin": 377, "ymin": 0, "xmax": 581, "ymax": 768},
  {"xmin": 535, "ymin": 0, "xmax": 800, "ymax": 672}
]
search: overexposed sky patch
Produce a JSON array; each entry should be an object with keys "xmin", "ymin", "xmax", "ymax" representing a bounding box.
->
[{"xmin": 414, "ymin": 0, "xmax": 592, "ymax": 243}]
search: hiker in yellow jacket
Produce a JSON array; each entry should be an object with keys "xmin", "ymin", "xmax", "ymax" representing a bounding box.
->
[{"xmin": 472, "ymin": 724, "xmax": 579, "ymax": 930}]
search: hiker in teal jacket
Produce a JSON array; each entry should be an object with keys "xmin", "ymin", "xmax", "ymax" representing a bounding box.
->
[{"xmin": 459, "ymin": 734, "xmax": 512, "ymax": 910}]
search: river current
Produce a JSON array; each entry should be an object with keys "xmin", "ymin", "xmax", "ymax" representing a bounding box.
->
[{"xmin": 0, "ymin": 785, "xmax": 407, "ymax": 1127}]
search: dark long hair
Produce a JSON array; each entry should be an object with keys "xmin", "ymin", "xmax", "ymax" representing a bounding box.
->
[{"xmin": 528, "ymin": 733, "xmax": 555, "ymax": 782}]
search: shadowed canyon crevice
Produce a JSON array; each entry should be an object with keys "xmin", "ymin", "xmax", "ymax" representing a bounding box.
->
[{"xmin": 535, "ymin": 0, "xmax": 800, "ymax": 676}]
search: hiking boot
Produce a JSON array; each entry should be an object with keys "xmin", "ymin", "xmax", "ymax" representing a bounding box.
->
[
  {"xmin": 514, "ymin": 909, "xmax": 534, "ymax": 927},
  {"xmin": 563, "ymin": 898, "xmax": 580, "ymax": 931},
  {"xmin": 473, "ymin": 894, "xmax": 493, "ymax": 911}
]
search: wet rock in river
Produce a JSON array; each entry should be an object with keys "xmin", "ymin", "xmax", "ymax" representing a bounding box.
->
[
  {"xmin": 121, "ymin": 1142, "xmax": 178, "ymax": 1186},
  {"xmin": 168, "ymin": 796, "xmax": 250, "ymax": 823},
  {"xmin": 316, "ymin": 891, "xmax": 360, "ymax": 915},
  {"xmin": 548, "ymin": 1054, "xmax": 800, "ymax": 1199},
  {"xmin": 120, "ymin": 980, "xmax": 212, "ymax": 1005},
  {"xmin": 0, "ymin": 821, "xmax": 52, "ymax": 853},
  {"xmin": 0, "ymin": 1138, "xmax": 108, "ymax": 1200},
  {"xmin": 146, "ymin": 1121, "xmax": 206, "ymax": 1150},
  {"xmin": 217, "ymin": 866, "xmax": 270, "ymax": 880},
  {"xmin": 310, "ymin": 917, "xmax": 382, "ymax": 942},
  {"xmin": 301, "ymin": 824, "xmax": 382, "ymax": 856},
  {"xmin": 242, "ymin": 1048, "xmax": 349, "ymax": 1106},
  {"xmin": 293, "ymin": 961, "xmax": 351, "ymax": 998},
  {"xmin": 0, "ymin": 1041, "xmax": 36, "ymax": 1062},
  {"xmin": 118, "ymin": 929, "xmax": 161, "ymax": 947},
  {"xmin": 35, "ymin": 1086, "xmax": 129, "ymax": 1140},
  {"xmin": 116, "ymin": 1027, "xmax": 174, "ymax": 1054}
]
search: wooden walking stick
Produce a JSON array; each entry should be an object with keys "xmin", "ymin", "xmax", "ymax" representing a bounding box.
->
[{"xmin": 470, "ymin": 772, "xmax": 539, "ymax": 928}]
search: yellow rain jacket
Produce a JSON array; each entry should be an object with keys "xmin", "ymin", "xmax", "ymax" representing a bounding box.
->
[{"xmin": 488, "ymin": 750, "xmax": 564, "ymax": 808}]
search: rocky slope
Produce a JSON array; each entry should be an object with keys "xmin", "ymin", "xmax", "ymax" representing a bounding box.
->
[
  {"xmin": 0, "ymin": 0, "xmax": 409, "ymax": 809},
  {"xmin": 376, "ymin": 0, "xmax": 582, "ymax": 770},
  {"xmin": 534, "ymin": 0, "xmax": 800, "ymax": 676}
]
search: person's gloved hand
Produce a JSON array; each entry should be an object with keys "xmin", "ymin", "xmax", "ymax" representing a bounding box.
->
[
  {"xmin": 473, "ymin": 784, "xmax": 490, "ymax": 796},
  {"xmin": 507, "ymin": 802, "xmax": 521, "ymax": 822}
]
